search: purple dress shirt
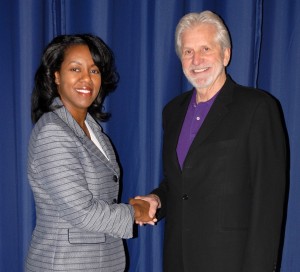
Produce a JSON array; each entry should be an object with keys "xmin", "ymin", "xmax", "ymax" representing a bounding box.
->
[{"xmin": 176, "ymin": 89, "xmax": 219, "ymax": 169}]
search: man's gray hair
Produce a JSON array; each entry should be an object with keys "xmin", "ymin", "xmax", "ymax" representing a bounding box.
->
[{"xmin": 175, "ymin": 10, "xmax": 231, "ymax": 58}]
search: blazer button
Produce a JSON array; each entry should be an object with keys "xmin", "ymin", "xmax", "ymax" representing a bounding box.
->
[
  {"xmin": 113, "ymin": 175, "xmax": 118, "ymax": 182},
  {"xmin": 112, "ymin": 198, "xmax": 117, "ymax": 204},
  {"xmin": 182, "ymin": 194, "xmax": 189, "ymax": 200}
]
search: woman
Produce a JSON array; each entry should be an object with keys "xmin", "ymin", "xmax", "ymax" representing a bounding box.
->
[{"xmin": 25, "ymin": 34, "xmax": 152, "ymax": 272}]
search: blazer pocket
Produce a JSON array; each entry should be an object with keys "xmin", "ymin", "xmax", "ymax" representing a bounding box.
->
[
  {"xmin": 68, "ymin": 228, "xmax": 106, "ymax": 244},
  {"xmin": 220, "ymin": 193, "xmax": 250, "ymax": 231}
]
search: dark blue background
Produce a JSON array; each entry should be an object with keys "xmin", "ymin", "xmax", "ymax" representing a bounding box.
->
[{"xmin": 1, "ymin": 1, "xmax": 299, "ymax": 271}]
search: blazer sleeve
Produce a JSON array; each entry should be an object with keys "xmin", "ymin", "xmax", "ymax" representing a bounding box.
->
[
  {"xmin": 28, "ymin": 122, "xmax": 134, "ymax": 239},
  {"xmin": 151, "ymin": 104, "xmax": 173, "ymax": 220},
  {"xmin": 242, "ymin": 96, "xmax": 287, "ymax": 271}
]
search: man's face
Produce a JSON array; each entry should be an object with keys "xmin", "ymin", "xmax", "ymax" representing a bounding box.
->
[{"xmin": 180, "ymin": 23, "xmax": 230, "ymax": 93}]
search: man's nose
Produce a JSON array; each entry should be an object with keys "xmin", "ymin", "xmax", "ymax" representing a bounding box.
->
[{"xmin": 192, "ymin": 51, "xmax": 203, "ymax": 65}]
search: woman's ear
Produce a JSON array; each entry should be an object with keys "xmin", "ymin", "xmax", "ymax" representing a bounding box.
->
[{"xmin": 54, "ymin": 71, "xmax": 60, "ymax": 85}]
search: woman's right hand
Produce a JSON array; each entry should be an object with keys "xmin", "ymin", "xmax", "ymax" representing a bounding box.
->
[{"xmin": 129, "ymin": 198, "xmax": 155, "ymax": 223}]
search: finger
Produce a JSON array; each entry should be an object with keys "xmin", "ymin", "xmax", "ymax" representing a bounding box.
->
[
  {"xmin": 136, "ymin": 220, "xmax": 155, "ymax": 226},
  {"xmin": 149, "ymin": 207, "xmax": 157, "ymax": 218}
]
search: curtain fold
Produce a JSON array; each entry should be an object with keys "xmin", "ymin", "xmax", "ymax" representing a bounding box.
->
[
  {"xmin": 253, "ymin": 0, "xmax": 263, "ymax": 87},
  {"xmin": 257, "ymin": 2, "xmax": 300, "ymax": 271},
  {"xmin": 52, "ymin": 0, "xmax": 66, "ymax": 36},
  {"xmin": 0, "ymin": 1, "xmax": 299, "ymax": 271}
]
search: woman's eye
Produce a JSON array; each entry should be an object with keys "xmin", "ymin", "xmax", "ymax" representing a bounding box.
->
[
  {"xmin": 91, "ymin": 69, "xmax": 100, "ymax": 74},
  {"xmin": 70, "ymin": 67, "xmax": 80, "ymax": 72}
]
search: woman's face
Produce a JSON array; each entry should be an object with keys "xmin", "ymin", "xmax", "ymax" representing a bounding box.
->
[{"xmin": 54, "ymin": 44, "xmax": 101, "ymax": 117}]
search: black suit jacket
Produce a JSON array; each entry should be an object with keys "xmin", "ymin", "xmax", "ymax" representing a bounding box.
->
[{"xmin": 152, "ymin": 76, "xmax": 287, "ymax": 272}]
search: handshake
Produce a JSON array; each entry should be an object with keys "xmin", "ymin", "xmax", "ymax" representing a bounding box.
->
[{"xmin": 129, "ymin": 194, "xmax": 160, "ymax": 225}]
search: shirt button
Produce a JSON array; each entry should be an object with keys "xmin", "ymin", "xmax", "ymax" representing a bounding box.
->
[
  {"xmin": 196, "ymin": 116, "xmax": 200, "ymax": 121},
  {"xmin": 113, "ymin": 175, "xmax": 118, "ymax": 182},
  {"xmin": 182, "ymin": 194, "xmax": 189, "ymax": 200}
]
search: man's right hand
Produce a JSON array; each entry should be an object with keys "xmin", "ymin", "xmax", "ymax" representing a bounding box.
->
[
  {"xmin": 133, "ymin": 194, "xmax": 160, "ymax": 226},
  {"xmin": 129, "ymin": 198, "xmax": 154, "ymax": 222}
]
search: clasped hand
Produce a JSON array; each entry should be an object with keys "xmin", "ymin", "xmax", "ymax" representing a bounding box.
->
[{"xmin": 129, "ymin": 195, "xmax": 159, "ymax": 225}]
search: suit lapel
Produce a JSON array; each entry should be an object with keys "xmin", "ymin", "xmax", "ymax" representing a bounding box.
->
[
  {"xmin": 85, "ymin": 115, "xmax": 120, "ymax": 176},
  {"xmin": 166, "ymin": 80, "xmax": 233, "ymax": 173},
  {"xmin": 185, "ymin": 77, "xmax": 234, "ymax": 159},
  {"xmin": 168, "ymin": 92, "xmax": 193, "ymax": 172},
  {"xmin": 52, "ymin": 98, "xmax": 120, "ymax": 176}
]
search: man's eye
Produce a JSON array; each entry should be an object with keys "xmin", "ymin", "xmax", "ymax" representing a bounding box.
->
[{"xmin": 183, "ymin": 50, "xmax": 193, "ymax": 56}]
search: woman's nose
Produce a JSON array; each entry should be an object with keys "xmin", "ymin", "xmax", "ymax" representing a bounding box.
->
[{"xmin": 81, "ymin": 70, "xmax": 92, "ymax": 82}]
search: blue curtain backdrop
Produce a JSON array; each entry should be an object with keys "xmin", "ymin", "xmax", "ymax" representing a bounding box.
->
[{"xmin": 0, "ymin": 0, "xmax": 299, "ymax": 271}]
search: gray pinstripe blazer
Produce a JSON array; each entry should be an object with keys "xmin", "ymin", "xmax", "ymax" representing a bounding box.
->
[{"xmin": 25, "ymin": 98, "xmax": 134, "ymax": 272}]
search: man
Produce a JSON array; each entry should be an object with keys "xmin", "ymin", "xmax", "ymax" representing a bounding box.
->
[{"xmin": 135, "ymin": 10, "xmax": 287, "ymax": 272}]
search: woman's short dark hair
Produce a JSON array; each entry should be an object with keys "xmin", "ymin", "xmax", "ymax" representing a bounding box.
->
[{"xmin": 31, "ymin": 34, "xmax": 119, "ymax": 123}]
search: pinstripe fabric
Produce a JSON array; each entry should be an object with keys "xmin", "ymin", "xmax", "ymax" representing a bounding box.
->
[{"xmin": 25, "ymin": 98, "xmax": 134, "ymax": 271}]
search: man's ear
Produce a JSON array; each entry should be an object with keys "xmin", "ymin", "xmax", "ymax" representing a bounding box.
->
[{"xmin": 223, "ymin": 48, "xmax": 231, "ymax": 67}]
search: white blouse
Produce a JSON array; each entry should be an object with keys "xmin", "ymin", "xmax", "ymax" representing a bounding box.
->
[{"xmin": 85, "ymin": 121, "xmax": 109, "ymax": 161}]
